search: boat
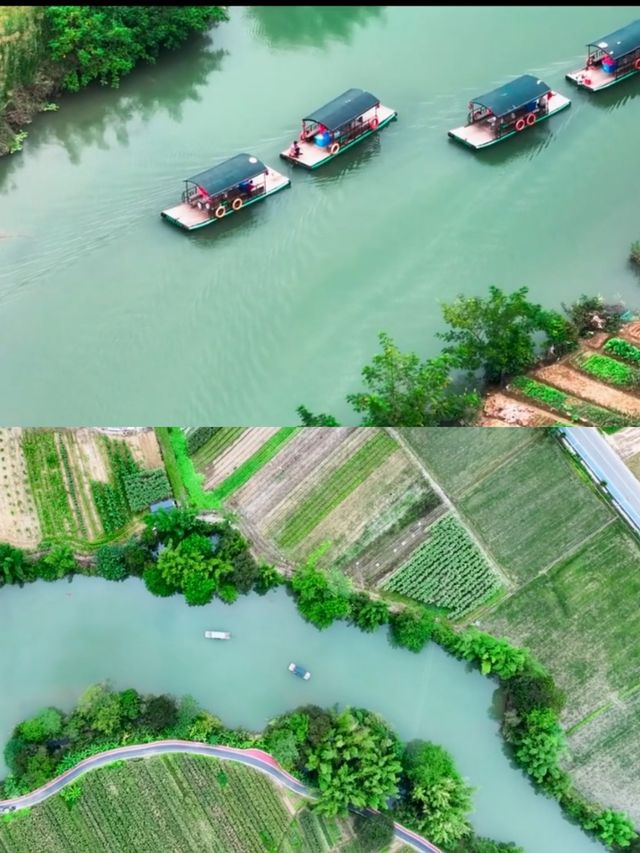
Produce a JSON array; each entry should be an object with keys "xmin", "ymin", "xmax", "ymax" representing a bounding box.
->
[
  {"xmin": 288, "ymin": 662, "xmax": 311, "ymax": 680},
  {"xmin": 204, "ymin": 630, "xmax": 231, "ymax": 640},
  {"xmin": 566, "ymin": 19, "xmax": 640, "ymax": 92},
  {"xmin": 280, "ymin": 88, "xmax": 397, "ymax": 170},
  {"xmin": 448, "ymin": 74, "xmax": 571, "ymax": 150},
  {"xmin": 161, "ymin": 153, "xmax": 290, "ymax": 232}
]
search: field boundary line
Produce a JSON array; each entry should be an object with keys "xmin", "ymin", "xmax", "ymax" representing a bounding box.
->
[
  {"xmin": 388, "ymin": 429, "xmax": 512, "ymax": 593},
  {"xmin": 451, "ymin": 431, "xmax": 540, "ymax": 499}
]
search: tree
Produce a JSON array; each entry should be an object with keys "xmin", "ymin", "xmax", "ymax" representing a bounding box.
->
[
  {"xmin": 36, "ymin": 546, "xmax": 76, "ymax": 582},
  {"xmin": 0, "ymin": 543, "xmax": 28, "ymax": 586},
  {"xmin": 20, "ymin": 708, "xmax": 63, "ymax": 743},
  {"xmin": 591, "ymin": 809, "xmax": 637, "ymax": 849},
  {"xmin": 456, "ymin": 629, "xmax": 530, "ymax": 678},
  {"xmin": 439, "ymin": 286, "xmax": 549, "ymax": 383},
  {"xmin": 157, "ymin": 543, "xmax": 208, "ymax": 588},
  {"xmin": 290, "ymin": 553, "xmax": 351, "ymax": 629},
  {"xmin": 76, "ymin": 684, "xmax": 123, "ymax": 737},
  {"xmin": 119, "ymin": 688, "xmax": 141, "ymax": 722},
  {"xmin": 347, "ymin": 333, "xmax": 479, "ymax": 426},
  {"xmin": 95, "ymin": 545, "xmax": 128, "ymax": 581},
  {"xmin": 296, "ymin": 405, "xmax": 340, "ymax": 427},
  {"xmin": 514, "ymin": 708, "xmax": 566, "ymax": 785},
  {"xmin": 122, "ymin": 540, "xmax": 152, "ymax": 577},
  {"xmin": 450, "ymin": 838, "xmax": 523, "ymax": 853},
  {"xmin": 254, "ymin": 563, "xmax": 284, "ymax": 595},
  {"xmin": 59, "ymin": 782, "xmax": 82, "ymax": 809},
  {"xmin": 504, "ymin": 670, "xmax": 566, "ymax": 716},
  {"xmin": 306, "ymin": 709, "xmax": 402, "ymax": 816},
  {"xmin": 389, "ymin": 608, "xmax": 434, "ymax": 653},
  {"xmin": 400, "ymin": 741, "xmax": 473, "ymax": 846},
  {"xmin": 230, "ymin": 549, "xmax": 259, "ymax": 594},
  {"xmin": 142, "ymin": 695, "xmax": 178, "ymax": 732},
  {"xmin": 143, "ymin": 563, "xmax": 175, "ymax": 597},
  {"xmin": 183, "ymin": 570, "xmax": 216, "ymax": 606},
  {"xmin": 146, "ymin": 507, "xmax": 202, "ymax": 544},
  {"xmin": 349, "ymin": 593, "xmax": 389, "ymax": 632},
  {"xmin": 562, "ymin": 294, "xmax": 625, "ymax": 336},
  {"xmin": 353, "ymin": 811, "xmax": 395, "ymax": 852}
]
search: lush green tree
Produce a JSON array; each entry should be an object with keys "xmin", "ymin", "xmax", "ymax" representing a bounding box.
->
[
  {"xmin": 296, "ymin": 405, "xmax": 340, "ymax": 427},
  {"xmin": 59, "ymin": 782, "xmax": 82, "ymax": 809},
  {"xmin": 0, "ymin": 543, "xmax": 28, "ymax": 586},
  {"xmin": 450, "ymin": 838, "xmax": 523, "ymax": 853},
  {"xmin": 76, "ymin": 684, "xmax": 123, "ymax": 737},
  {"xmin": 218, "ymin": 582, "xmax": 239, "ymax": 604},
  {"xmin": 456, "ymin": 629, "xmax": 529, "ymax": 678},
  {"xmin": 183, "ymin": 570, "xmax": 216, "ymax": 606},
  {"xmin": 504, "ymin": 670, "xmax": 566, "ymax": 715},
  {"xmin": 347, "ymin": 333, "xmax": 480, "ymax": 426},
  {"xmin": 290, "ymin": 553, "xmax": 351, "ymax": 629},
  {"xmin": 514, "ymin": 708, "xmax": 566, "ymax": 785},
  {"xmin": 306, "ymin": 708, "xmax": 402, "ymax": 816},
  {"xmin": 349, "ymin": 593, "xmax": 390, "ymax": 632},
  {"xmin": 353, "ymin": 810, "xmax": 395, "ymax": 852},
  {"xmin": 254, "ymin": 562, "xmax": 284, "ymax": 595},
  {"xmin": 157, "ymin": 543, "xmax": 207, "ymax": 588},
  {"xmin": 401, "ymin": 740, "xmax": 473, "ymax": 846},
  {"xmin": 122, "ymin": 540, "xmax": 152, "ymax": 577},
  {"xmin": 590, "ymin": 809, "xmax": 637, "ymax": 849},
  {"xmin": 439, "ymin": 286, "xmax": 553, "ymax": 383},
  {"xmin": 179, "ymin": 533, "xmax": 214, "ymax": 559},
  {"xmin": 3, "ymin": 736, "xmax": 30, "ymax": 777},
  {"xmin": 95, "ymin": 545, "xmax": 128, "ymax": 581},
  {"xmin": 35, "ymin": 545, "xmax": 76, "ymax": 582},
  {"xmin": 21, "ymin": 747, "xmax": 55, "ymax": 790},
  {"xmin": 230, "ymin": 550, "xmax": 259, "ymax": 594},
  {"xmin": 187, "ymin": 712, "xmax": 223, "ymax": 742},
  {"xmin": 142, "ymin": 695, "xmax": 178, "ymax": 732},
  {"xmin": 119, "ymin": 689, "xmax": 141, "ymax": 723},
  {"xmin": 45, "ymin": 6, "xmax": 228, "ymax": 91},
  {"xmin": 562, "ymin": 295, "xmax": 625, "ymax": 336},
  {"xmin": 146, "ymin": 507, "xmax": 202, "ymax": 544},
  {"xmin": 20, "ymin": 708, "xmax": 63, "ymax": 743},
  {"xmin": 389, "ymin": 607, "xmax": 434, "ymax": 653},
  {"xmin": 143, "ymin": 563, "xmax": 175, "ymax": 597}
]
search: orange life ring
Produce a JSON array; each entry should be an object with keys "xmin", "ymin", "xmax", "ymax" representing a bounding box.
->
[
  {"xmin": 369, "ymin": 116, "xmax": 379, "ymax": 130},
  {"xmin": 329, "ymin": 142, "xmax": 340, "ymax": 155},
  {"xmin": 515, "ymin": 118, "xmax": 526, "ymax": 132},
  {"xmin": 526, "ymin": 112, "xmax": 536, "ymax": 126},
  {"xmin": 215, "ymin": 205, "xmax": 226, "ymax": 219},
  {"xmin": 635, "ymin": 58, "xmax": 640, "ymax": 70},
  {"xmin": 231, "ymin": 197, "xmax": 243, "ymax": 212}
]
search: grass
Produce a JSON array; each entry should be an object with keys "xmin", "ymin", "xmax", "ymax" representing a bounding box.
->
[
  {"xmin": 275, "ymin": 431, "xmax": 397, "ymax": 550},
  {"xmin": 155, "ymin": 427, "xmax": 191, "ymax": 506},
  {"xmin": 578, "ymin": 353, "xmax": 639, "ymax": 386},
  {"xmin": 401, "ymin": 427, "xmax": 536, "ymax": 497},
  {"xmin": 510, "ymin": 376, "xmax": 632, "ymax": 428},
  {"xmin": 457, "ymin": 433, "xmax": 613, "ymax": 584},
  {"xmin": 210, "ymin": 428, "xmax": 299, "ymax": 504},
  {"xmin": 0, "ymin": 754, "xmax": 298, "ymax": 853},
  {"xmin": 191, "ymin": 427, "xmax": 246, "ymax": 471}
]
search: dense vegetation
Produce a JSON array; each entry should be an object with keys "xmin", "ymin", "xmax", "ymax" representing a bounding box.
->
[
  {"xmin": 510, "ymin": 376, "xmax": 632, "ymax": 428},
  {"xmin": 578, "ymin": 353, "xmax": 638, "ymax": 386},
  {"xmin": 299, "ymin": 288, "xmax": 619, "ymax": 426},
  {"xmin": 603, "ymin": 337, "xmax": 640, "ymax": 365}
]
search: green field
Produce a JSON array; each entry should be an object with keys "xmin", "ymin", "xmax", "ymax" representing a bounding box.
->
[
  {"xmin": 211, "ymin": 428, "xmax": 299, "ymax": 504},
  {"xmin": 275, "ymin": 432, "xmax": 397, "ymax": 550},
  {"xmin": 383, "ymin": 513, "xmax": 502, "ymax": 619},
  {"xmin": 0, "ymin": 754, "xmax": 364, "ymax": 853},
  {"xmin": 401, "ymin": 427, "xmax": 535, "ymax": 497},
  {"xmin": 21, "ymin": 430, "xmax": 79, "ymax": 539},
  {"xmin": 457, "ymin": 435, "xmax": 613, "ymax": 583},
  {"xmin": 191, "ymin": 427, "xmax": 246, "ymax": 471}
]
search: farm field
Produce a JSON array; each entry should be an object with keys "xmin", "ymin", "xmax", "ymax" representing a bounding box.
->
[
  {"xmin": 481, "ymin": 521, "xmax": 640, "ymax": 822},
  {"xmin": 226, "ymin": 428, "xmax": 441, "ymax": 579},
  {"xmin": 194, "ymin": 428, "xmax": 281, "ymax": 490},
  {"xmin": 0, "ymin": 429, "xmax": 40, "ymax": 548},
  {"xmin": 0, "ymin": 754, "xmax": 358, "ymax": 853},
  {"xmin": 17, "ymin": 428, "xmax": 170, "ymax": 549}
]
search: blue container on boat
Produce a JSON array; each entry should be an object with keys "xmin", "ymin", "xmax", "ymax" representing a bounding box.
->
[
  {"xmin": 315, "ymin": 131, "xmax": 331, "ymax": 147},
  {"xmin": 602, "ymin": 59, "xmax": 616, "ymax": 73},
  {"xmin": 526, "ymin": 100, "xmax": 537, "ymax": 111}
]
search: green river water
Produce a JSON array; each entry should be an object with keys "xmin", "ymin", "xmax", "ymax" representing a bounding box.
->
[
  {"xmin": 1, "ymin": 6, "xmax": 639, "ymax": 425},
  {"xmin": 0, "ymin": 579, "xmax": 604, "ymax": 852}
]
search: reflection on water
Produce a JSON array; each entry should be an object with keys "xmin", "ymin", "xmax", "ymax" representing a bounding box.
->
[
  {"xmin": 245, "ymin": 6, "xmax": 384, "ymax": 50},
  {"xmin": 307, "ymin": 131, "xmax": 384, "ymax": 185}
]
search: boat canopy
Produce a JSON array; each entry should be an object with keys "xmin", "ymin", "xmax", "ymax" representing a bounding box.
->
[
  {"xmin": 588, "ymin": 19, "xmax": 640, "ymax": 59},
  {"xmin": 303, "ymin": 88, "xmax": 379, "ymax": 131},
  {"xmin": 471, "ymin": 74, "xmax": 550, "ymax": 117},
  {"xmin": 187, "ymin": 154, "xmax": 266, "ymax": 196}
]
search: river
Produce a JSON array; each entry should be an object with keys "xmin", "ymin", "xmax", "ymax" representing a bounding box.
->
[
  {"xmin": 0, "ymin": 6, "xmax": 639, "ymax": 425},
  {"xmin": 0, "ymin": 578, "xmax": 604, "ymax": 852}
]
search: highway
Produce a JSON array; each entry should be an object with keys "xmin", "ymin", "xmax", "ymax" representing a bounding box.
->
[
  {"xmin": 559, "ymin": 427, "xmax": 640, "ymax": 531},
  {"xmin": 0, "ymin": 740, "xmax": 443, "ymax": 853}
]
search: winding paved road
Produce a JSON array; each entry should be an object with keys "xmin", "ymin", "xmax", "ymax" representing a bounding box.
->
[{"xmin": 0, "ymin": 740, "xmax": 442, "ymax": 853}]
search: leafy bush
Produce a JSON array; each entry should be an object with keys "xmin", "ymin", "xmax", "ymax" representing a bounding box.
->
[
  {"xmin": 562, "ymin": 295, "xmax": 626, "ymax": 336},
  {"xmin": 91, "ymin": 482, "xmax": 129, "ymax": 534},
  {"xmin": 579, "ymin": 353, "xmax": 638, "ymax": 386},
  {"xmin": 124, "ymin": 469, "xmax": 171, "ymax": 512},
  {"xmin": 95, "ymin": 545, "xmax": 128, "ymax": 581},
  {"xmin": 388, "ymin": 607, "xmax": 434, "ymax": 653}
]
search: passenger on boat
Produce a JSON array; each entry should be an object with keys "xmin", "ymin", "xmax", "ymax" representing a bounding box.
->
[{"xmin": 289, "ymin": 140, "xmax": 302, "ymax": 158}]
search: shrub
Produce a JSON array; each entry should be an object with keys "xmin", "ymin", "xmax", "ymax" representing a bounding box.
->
[
  {"xmin": 95, "ymin": 545, "xmax": 128, "ymax": 581},
  {"xmin": 123, "ymin": 469, "xmax": 172, "ymax": 512},
  {"xmin": 388, "ymin": 608, "xmax": 434, "ymax": 653}
]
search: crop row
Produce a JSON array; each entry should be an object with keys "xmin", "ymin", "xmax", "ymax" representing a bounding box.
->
[
  {"xmin": 603, "ymin": 337, "xmax": 640, "ymax": 364},
  {"xmin": 191, "ymin": 427, "xmax": 246, "ymax": 469},
  {"xmin": 510, "ymin": 376, "xmax": 632, "ymax": 428},
  {"xmin": 123, "ymin": 468, "xmax": 171, "ymax": 511},
  {"xmin": 276, "ymin": 431, "xmax": 397, "ymax": 550},
  {"xmin": 211, "ymin": 428, "xmax": 298, "ymax": 504},
  {"xmin": 383, "ymin": 514, "xmax": 502, "ymax": 619},
  {"xmin": 578, "ymin": 353, "xmax": 639, "ymax": 386},
  {"xmin": 21, "ymin": 430, "xmax": 76, "ymax": 538},
  {"xmin": 56, "ymin": 436, "xmax": 88, "ymax": 538}
]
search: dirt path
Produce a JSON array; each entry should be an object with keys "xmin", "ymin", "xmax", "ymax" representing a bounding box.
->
[
  {"xmin": 482, "ymin": 391, "xmax": 568, "ymax": 426},
  {"xmin": 532, "ymin": 363, "xmax": 640, "ymax": 417}
]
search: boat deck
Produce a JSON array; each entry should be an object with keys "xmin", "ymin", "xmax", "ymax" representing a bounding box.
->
[
  {"xmin": 566, "ymin": 65, "xmax": 639, "ymax": 92},
  {"xmin": 280, "ymin": 103, "xmax": 397, "ymax": 169},
  {"xmin": 448, "ymin": 92, "xmax": 571, "ymax": 149},
  {"xmin": 161, "ymin": 167, "xmax": 290, "ymax": 231}
]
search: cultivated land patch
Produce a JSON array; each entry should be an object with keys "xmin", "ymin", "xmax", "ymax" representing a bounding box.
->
[
  {"xmin": 199, "ymin": 428, "xmax": 280, "ymax": 490},
  {"xmin": 481, "ymin": 521, "xmax": 640, "ymax": 821},
  {"xmin": 189, "ymin": 427, "xmax": 247, "ymax": 472},
  {"xmin": 0, "ymin": 428, "xmax": 40, "ymax": 549}
]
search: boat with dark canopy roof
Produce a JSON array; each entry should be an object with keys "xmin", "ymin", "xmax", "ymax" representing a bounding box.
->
[
  {"xmin": 566, "ymin": 19, "xmax": 640, "ymax": 92},
  {"xmin": 448, "ymin": 74, "xmax": 571, "ymax": 150},
  {"xmin": 280, "ymin": 87, "xmax": 397, "ymax": 169},
  {"xmin": 161, "ymin": 153, "xmax": 290, "ymax": 232}
]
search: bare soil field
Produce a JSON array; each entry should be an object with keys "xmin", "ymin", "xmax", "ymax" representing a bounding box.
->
[
  {"xmin": 201, "ymin": 427, "xmax": 280, "ymax": 490},
  {"xmin": 531, "ymin": 362, "xmax": 640, "ymax": 416},
  {"xmin": 124, "ymin": 428, "xmax": 163, "ymax": 469},
  {"xmin": 481, "ymin": 391, "xmax": 566, "ymax": 426},
  {"xmin": 0, "ymin": 428, "xmax": 41, "ymax": 548}
]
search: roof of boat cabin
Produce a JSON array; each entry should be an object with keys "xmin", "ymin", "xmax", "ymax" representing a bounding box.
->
[
  {"xmin": 588, "ymin": 19, "xmax": 640, "ymax": 58},
  {"xmin": 472, "ymin": 74, "xmax": 550, "ymax": 117},
  {"xmin": 303, "ymin": 88, "xmax": 380, "ymax": 131},
  {"xmin": 187, "ymin": 154, "xmax": 267, "ymax": 196}
]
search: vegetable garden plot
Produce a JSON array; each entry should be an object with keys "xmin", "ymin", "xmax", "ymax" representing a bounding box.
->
[{"xmin": 382, "ymin": 514, "xmax": 502, "ymax": 619}]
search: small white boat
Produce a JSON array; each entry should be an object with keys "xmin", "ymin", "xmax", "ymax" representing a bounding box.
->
[
  {"xmin": 288, "ymin": 662, "xmax": 311, "ymax": 680},
  {"xmin": 204, "ymin": 630, "xmax": 231, "ymax": 640}
]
